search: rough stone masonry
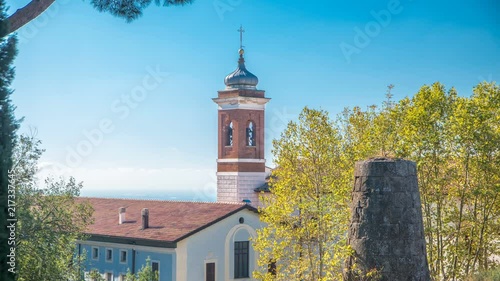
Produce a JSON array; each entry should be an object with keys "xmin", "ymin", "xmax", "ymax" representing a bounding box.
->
[{"xmin": 345, "ymin": 158, "xmax": 430, "ymax": 281}]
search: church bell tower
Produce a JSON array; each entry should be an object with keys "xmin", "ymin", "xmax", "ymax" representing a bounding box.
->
[{"xmin": 213, "ymin": 27, "xmax": 270, "ymax": 205}]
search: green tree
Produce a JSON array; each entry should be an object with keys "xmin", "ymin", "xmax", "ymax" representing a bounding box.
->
[
  {"xmin": 88, "ymin": 269, "xmax": 106, "ymax": 281},
  {"xmin": 254, "ymin": 107, "xmax": 351, "ymax": 281},
  {"xmin": 445, "ymin": 82, "xmax": 500, "ymax": 278},
  {"xmin": 7, "ymin": 0, "xmax": 194, "ymax": 34},
  {"xmin": 381, "ymin": 82, "xmax": 500, "ymax": 280},
  {"xmin": 257, "ymin": 82, "xmax": 500, "ymax": 280},
  {"xmin": 338, "ymin": 84, "xmax": 406, "ymax": 161},
  {"xmin": 0, "ymin": 0, "xmax": 19, "ymax": 279},
  {"xmin": 125, "ymin": 257, "xmax": 159, "ymax": 281},
  {"xmin": 12, "ymin": 134, "xmax": 94, "ymax": 281},
  {"xmin": 345, "ymin": 82, "xmax": 500, "ymax": 280},
  {"xmin": 394, "ymin": 83, "xmax": 457, "ymax": 279}
]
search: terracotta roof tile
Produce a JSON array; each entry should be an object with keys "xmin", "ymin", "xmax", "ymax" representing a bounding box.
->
[{"xmin": 77, "ymin": 197, "xmax": 255, "ymax": 242}]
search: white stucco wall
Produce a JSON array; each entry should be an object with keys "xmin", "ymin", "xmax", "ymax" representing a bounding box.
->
[{"xmin": 175, "ymin": 208, "xmax": 262, "ymax": 281}]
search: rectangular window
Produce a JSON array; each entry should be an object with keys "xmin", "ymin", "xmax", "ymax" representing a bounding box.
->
[
  {"xmin": 206, "ymin": 262, "xmax": 215, "ymax": 281},
  {"xmin": 234, "ymin": 241, "xmax": 249, "ymax": 278},
  {"xmin": 92, "ymin": 247, "xmax": 99, "ymax": 260},
  {"xmin": 120, "ymin": 274, "xmax": 127, "ymax": 281},
  {"xmin": 120, "ymin": 250, "xmax": 127, "ymax": 263},
  {"xmin": 106, "ymin": 248, "xmax": 113, "ymax": 262},
  {"xmin": 152, "ymin": 261, "xmax": 159, "ymax": 280},
  {"xmin": 105, "ymin": 272, "xmax": 112, "ymax": 281}
]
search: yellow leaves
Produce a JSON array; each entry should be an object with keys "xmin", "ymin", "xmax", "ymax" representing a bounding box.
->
[
  {"xmin": 255, "ymin": 82, "xmax": 500, "ymax": 280},
  {"xmin": 255, "ymin": 107, "xmax": 351, "ymax": 280},
  {"xmin": 392, "ymin": 82, "xmax": 500, "ymax": 279}
]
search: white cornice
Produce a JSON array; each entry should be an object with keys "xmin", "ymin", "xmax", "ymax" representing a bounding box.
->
[
  {"xmin": 217, "ymin": 159, "xmax": 265, "ymax": 163},
  {"xmin": 76, "ymin": 240, "xmax": 176, "ymax": 254},
  {"xmin": 212, "ymin": 96, "xmax": 271, "ymax": 110},
  {"xmin": 216, "ymin": 172, "xmax": 267, "ymax": 176}
]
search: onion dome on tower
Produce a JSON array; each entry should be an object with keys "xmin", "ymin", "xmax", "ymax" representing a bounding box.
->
[{"xmin": 224, "ymin": 48, "xmax": 259, "ymax": 90}]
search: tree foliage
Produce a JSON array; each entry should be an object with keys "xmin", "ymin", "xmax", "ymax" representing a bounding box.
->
[
  {"xmin": 7, "ymin": 0, "xmax": 194, "ymax": 34},
  {"xmin": 254, "ymin": 107, "xmax": 352, "ymax": 281},
  {"xmin": 0, "ymin": 0, "xmax": 18, "ymax": 279},
  {"xmin": 125, "ymin": 257, "xmax": 159, "ymax": 281},
  {"xmin": 88, "ymin": 256, "xmax": 159, "ymax": 281},
  {"xmin": 89, "ymin": 0, "xmax": 193, "ymax": 22},
  {"xmin": 377, "ymin": 82, "xmax": 500, "ymax": 280},
  {"xmin": 88, "ymin": 269, "xmax": 107, "ymax": 281},
  {"xmin": 12, "ymin": 134, "xmax": 94, "ymax": 281},
  {"xmin": 338, "ymin": 82, "xmax": 500, "ymax": 280},
  {"xmin": 255, "ymin": 82, "xmax": 500, "ymax": 280}
]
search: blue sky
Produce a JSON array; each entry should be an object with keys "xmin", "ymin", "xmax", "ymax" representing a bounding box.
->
[{"xmin": 7, "ymin": 0, "xmax": 499, "ymax": 200}]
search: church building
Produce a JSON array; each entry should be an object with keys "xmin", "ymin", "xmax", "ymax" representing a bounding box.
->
[{"xmin": 77, "ymin": 30, "xmax": 272, "ymax": 281}]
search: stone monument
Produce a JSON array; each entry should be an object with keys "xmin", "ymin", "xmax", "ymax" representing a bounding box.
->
[{"xmin": 345, "ymin": 158, "xmax": 430, "ymax": 281}]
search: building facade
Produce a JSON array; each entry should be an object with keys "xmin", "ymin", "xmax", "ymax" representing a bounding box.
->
[
  {"xmin": 79, "ymin": 40, "xmax": 271, "ymax": 281},
  {"xmin": 77, "ymin": 198, "xmax": 261, "ymax": 281}
]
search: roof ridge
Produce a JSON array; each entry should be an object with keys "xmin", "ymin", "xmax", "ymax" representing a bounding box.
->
[{"xmin": 78, "ymin": 196, "xmax": 246, "ymax": 205}]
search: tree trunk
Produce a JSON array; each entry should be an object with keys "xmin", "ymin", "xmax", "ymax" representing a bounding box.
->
[{"xmin": 7, "ymin": 0, "xmax": 56, "ymax": 34}]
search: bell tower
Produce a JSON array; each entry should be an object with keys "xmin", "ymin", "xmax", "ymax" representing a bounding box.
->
[{"xmin": 213, "ymin": 27, "xmax": 270, "ymax": 204}]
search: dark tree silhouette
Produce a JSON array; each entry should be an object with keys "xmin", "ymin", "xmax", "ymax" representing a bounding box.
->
[
  {"xmin": 7, "ymin": 0, "xmax": 193, "ymax": 34},
  {"xmin": 0, "ymin": 0, "xmax": 19, "ymax": 280}
]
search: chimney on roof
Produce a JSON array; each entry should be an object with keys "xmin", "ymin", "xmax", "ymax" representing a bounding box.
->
[
  {"xmin": 119, "ymin": 207, "xmax": 126, "ymax": 224},
  {"xmin": 141, "ymin": 208, "xmax": 149, "ymax": 229}
]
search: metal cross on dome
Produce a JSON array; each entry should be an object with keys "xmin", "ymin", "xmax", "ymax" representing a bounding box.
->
[{"xmin": 237, "ymin": 25, "xmax": 245, "ymax": 49}]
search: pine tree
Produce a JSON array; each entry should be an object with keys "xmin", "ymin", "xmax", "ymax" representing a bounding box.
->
[
  {"xmin": 7, "ymin": 0, "xmax": 194, "ymax": 35},
  {"xmin": 0, "ymin": 0, "xmax": 19, "ymax": 280}
]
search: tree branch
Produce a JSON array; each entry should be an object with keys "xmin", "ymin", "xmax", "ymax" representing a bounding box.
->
[{"xmin": 7, "ymin": 0, "xmax": 56, "ymax": 34}]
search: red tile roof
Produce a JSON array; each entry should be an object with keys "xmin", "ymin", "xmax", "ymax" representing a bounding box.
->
[{"xmin": 77, "ymin": 197, "xmax": 256, "ymax": 243}]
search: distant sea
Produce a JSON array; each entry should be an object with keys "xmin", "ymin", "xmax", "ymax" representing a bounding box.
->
[{"xmin": 80, "ymin": 189, "xmax": 217, "ymax": 202}]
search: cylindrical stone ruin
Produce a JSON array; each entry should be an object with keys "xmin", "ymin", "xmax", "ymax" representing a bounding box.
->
[{"xmin": 345, "ymin": 158, "xmax": 430, "ymax": 281}]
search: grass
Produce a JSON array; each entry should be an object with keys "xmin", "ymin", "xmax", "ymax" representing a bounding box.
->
[{"xmin": 466, "ymin": 268, "xmax": 500, "ymax": 281}]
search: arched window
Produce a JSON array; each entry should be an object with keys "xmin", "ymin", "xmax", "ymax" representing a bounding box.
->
[
  {"xmin": 225, "ymin": 224, "xmax": 257, "ymax": 280},
  {"xmin": 226, "ymin": 122, "xmax": 233, "ymax": 146},
  {"xmin": 246, "ymin": 121, "xmax": 255, "ymax": 146}
]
